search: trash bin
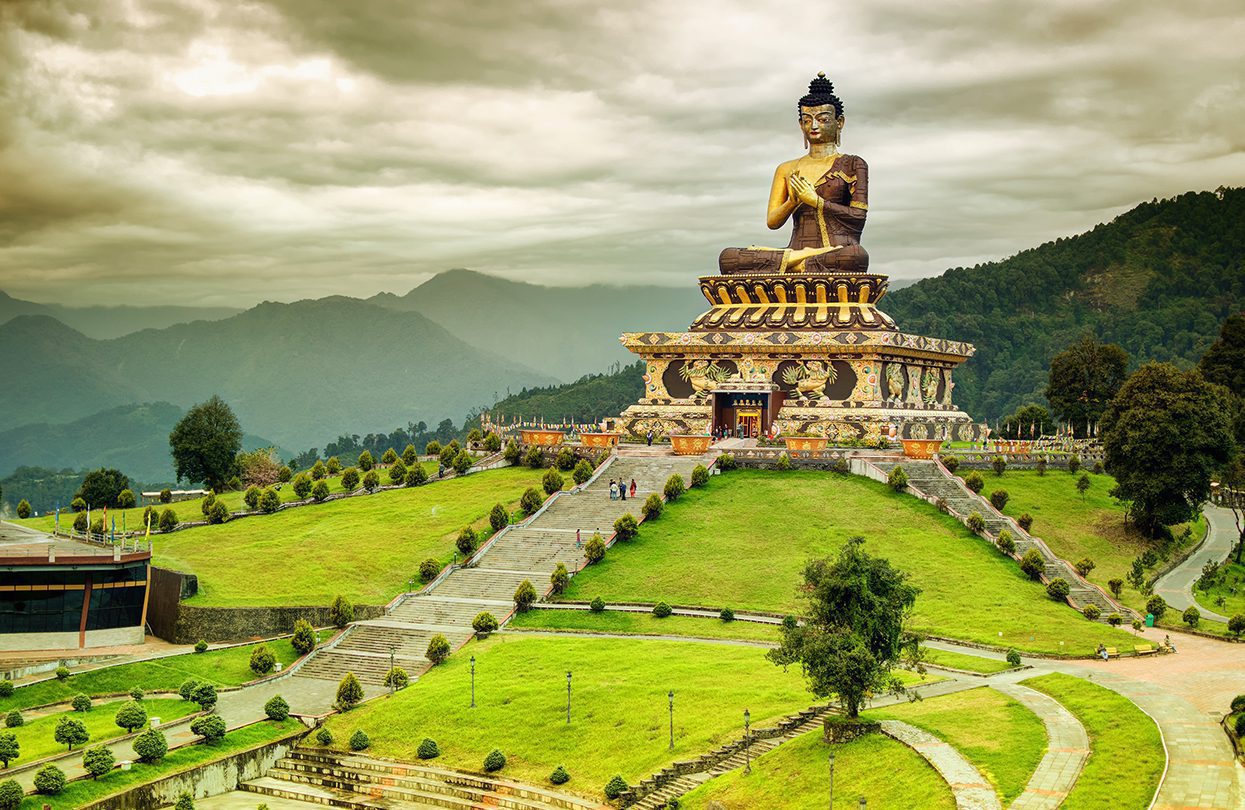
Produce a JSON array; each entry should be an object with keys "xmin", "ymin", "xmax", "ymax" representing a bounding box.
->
[{"xmin": 1144, "ymin": 613, "xmax": 1155, "ymax": 627}]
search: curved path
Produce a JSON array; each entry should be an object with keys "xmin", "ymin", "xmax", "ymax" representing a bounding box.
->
[
  {"xmin": 1153, "ymin": 505, "xmax": 1237, "ymax": 623},
  {"xmin": 879, "ymin": 719, "xmax": 1002, "ymax": 810},
  {"xmin": 990, "ymin": 683, "xmax": 1088, "ymax": 810}
]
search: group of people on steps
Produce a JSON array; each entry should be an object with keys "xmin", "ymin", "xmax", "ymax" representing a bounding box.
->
[{"xmin": 609, "ymin": 478, "xmax": 637, "ymax": 500}]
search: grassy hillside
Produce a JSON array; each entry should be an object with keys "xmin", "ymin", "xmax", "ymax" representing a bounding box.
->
[
  {"xmin": 886, "ymin": 188, "xmax": 1245, "ymax": 419},
  {"xmin": 561, "ymin": 469, "xmax": 1136, "ymax": 654}
]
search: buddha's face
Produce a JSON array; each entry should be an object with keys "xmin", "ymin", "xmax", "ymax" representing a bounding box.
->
[{"xmin": 798, "ymin": 104, "xmax": 842, "ymax": 145}]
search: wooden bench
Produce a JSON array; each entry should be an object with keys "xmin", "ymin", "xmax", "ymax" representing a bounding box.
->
[{"xmin": 1135, "ymin": 644, "xmax": 1157, "ymax": 655}]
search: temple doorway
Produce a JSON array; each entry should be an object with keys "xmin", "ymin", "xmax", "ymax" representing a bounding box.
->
[{"xmin": 712, "ymin": 391, "xmax": 781, "ymax": 439}]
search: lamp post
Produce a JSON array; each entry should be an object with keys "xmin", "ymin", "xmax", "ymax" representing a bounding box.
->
[
  {"xmin": 388, "ymin": 643, "xmax": 395, "ymax": 696},
  {"xmin": 859, "ymin": 797, "xmax": 866, "ymax": 809},
  {"xmin": 744, "ymin": 709, "xmax": 751, "ymax": 775},
  {"xmin": 566, "ymin": 671, "xmax": 572, "ymax": 724},
  {"xmin": 470, "ymin": 655, "xmax": 476, "ymax": 708},
  {"xmin": 829, "ymin": 750, "xmax": 835, "ymax": 809},
  {"xmin": 668, "ymin": 691, "xmax": 674, "ymax": 750}
]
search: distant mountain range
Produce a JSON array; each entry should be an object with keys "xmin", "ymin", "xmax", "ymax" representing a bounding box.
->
[{"xmin": 0, "ymin": 291, "xmax": 241, "ymax": 339}]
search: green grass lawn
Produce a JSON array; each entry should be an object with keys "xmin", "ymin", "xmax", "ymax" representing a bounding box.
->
[
  {"xmin": 4, "ymin": 697, "xmax": 195, "ymax": 765},
  {"xmin": 15, "ymin": 718, "xmax": 301, "ymax": 809},
  {"xmin": 154, "ymin": 466, "xmax": 546, "ymax": 607},
  {"xmin": 1194, "ymin": 560, "xmax": 1245, "ymax": 620},
  {"xmin": 865, "ymin": 687, "xmax": 1045, "ymax": 804},
  {"xmin": 920, "ymin": 647, "xmax": 1016, "ymax": 675},
  {"xmin": 16, "ymin": 463, "xmax": 441, "ymax": 533},
  {"xmin": 507, "ymin": 609, "xmax": 781, "ymax": 643},
  {"xmin": 990, "ymin": 470, "xmax": 1202, "ymax": 611},
  {"xmin": 679, "ymin": 729, "xmax": 955, "ymax": 809},
  {"xmin": 1022, "ymin": 673, "xmax": 1164, "ymax": 809},
  {"xmin": 1, "ymin": 641, "xmax": 300, "ymax": 712},
  {"xmin": 562, "ymin": 470, "xmax": 1137, "ymax": 655},
  {"xmin": 316, "ymin": 635, "xmax": 939, "ymax": 799}
]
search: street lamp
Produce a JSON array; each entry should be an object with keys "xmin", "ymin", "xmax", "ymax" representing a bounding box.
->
[
  {"xmin": 668, "ymin": 690, "xmax": 674, "ymax": 750},
  {"xmin": 388, "ymin": 643, "xmax": 396, "ymax": 696},
  {"xmin": 470, "ymin": 655, "xmax": 476, "ymax": 708},
  {"xmin": 566, "ymin": 671, "xmax": 572, "ymax": 724},
  {"xmin": 743, "ymin": 709, "xmax": 751, "ymax": 775},
  {"xmin": 829, "ymin": 750, "xmax": 835, "ymax": 808},
  {"xmin": 859, "ymin": 797, "xmax": 867, "ymax": 809}
]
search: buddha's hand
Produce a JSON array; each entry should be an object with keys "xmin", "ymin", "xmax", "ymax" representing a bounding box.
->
[{"xmin": 787, "ymin": 173, "xmax": 821, "ymax": 208}]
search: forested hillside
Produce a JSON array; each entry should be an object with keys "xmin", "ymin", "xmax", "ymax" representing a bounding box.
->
[
  {"xmin": 886, "ymin": 188, "xmax": 1245, "ymax": 419},
  {"xmin": 487, "ymin": 362, "xmax": 645, "ymax": 424}
]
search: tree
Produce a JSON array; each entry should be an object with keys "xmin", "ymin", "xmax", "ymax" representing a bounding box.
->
[
  {"xmin": 169, "ymin": 395, "xmax": 243, "ymax": 490},
  {"xmin": 326, "ymin": 456, "xmax": 342, "ymax": 475},
  {"xmin": 55, "ymin": 716, "xmax": 89, "ymax": 750},
  {"xmin": 514, "ymin": 579, "xmax": 538, "ymax": 611},
  {"xmin": 456, "ymin": 526, "xmax": 478, "ymax": 556},
  {"xmin": 292, "ymin": 473, "xmax": 312, "ymax": 499},
  {"xmin": 472, "ymin": 611, "xmax": 499, "ymax": 635},
  {"xmin": 15, "ymin": 500, "xmax": 30, "ymax": 519},
  {"xmin": 1045, "ymin": 335, "xmax": 1129, "ymax": 436},
  {"xmin": 32, "ymin": 763, "xmax": 66, "ymax": 794},
  {"xmin": 381, "ymin": 448, "xmax": 398, "ymax": 465},
  {"xmin": 236, "ymin": 447, "xmax": 283, "ymax": 487},
  {"xmin": 1076, "ymin": 473, "xmax": 1091, "ymax": 500},
  {"xmin": 191, "ymin": 682, "xmax": 217, "ymax": 711},
  {"xmin": 159, "ymin": 508, "xmax": 179, "ymax": 532},
  {"xmin": 550, "ymin": 562, "xmax": 570, "ymax": 594},
  {"xmin": 360, "ymin": 470, "xmax": 379, "ymax": 492},
  {"xmin": 82, "ymin": 744, "xmax": 115, "ymax": 778},
  {"xmin": 341, "ymin": 467, "xmax": 360, "ymax": 490},
  {"xmin": 264, "ymin": 695, "xmax": 289, "ymax": 721},
  {"xmin": 1000, "ymin": 403, "xmax": 1056, "ymax": 439},
  {"xmin": 405, "ymin": 465, "xmax": 428, "ymax": 487},
  {"xmin": 174, "ymin": 791, "xmax": 195, "ymax": 810},
  {"xmin": 336, "ymin": 673, "xmax": 364, "ymax": 710},
  {"xmin": 664, "ymin": 474, "xmax": 686, "ymax": 501},
  {"xmin": 0, "ymin": 732, "xmax": 16, "ymax": 768},
  {"xmin": 572, "ymin": 459, "xmax": 594, "ymax": 485},
  {"xmin": 1145, "ymin": 595, "xmax": 1167, "ymax": 620},
  {"xmin": 330, "ymin": 595, "xmax": 354, "ymax": 628},
  {"xmin": 132, "ymin": 727, "xmax": 168, "ymax": 763},
  {"xmin": 402, "ymin": 444, "xmax": 418, "ymax": 465},
  {"xmin": 767, "ymin": 537, "xmax": 920, "ymax": 718},
  {"xmin": 1199, "ymin": 313, "xmax": 1245, "ymax": 397},
  {"xmin": 0, "ymin": 779, "xmax": 22, "ymax": 810},
  {"xmin": 489, "ymin": 503, "xmax": 509, "ymax": 532},
  {"xmin": 1100, "ymin": 363, "xmax": 1237, "ymax": 535},
  {"xmin": 426, "ymin": 634, "xmax": 451, "ymax": 665},
  {"xmin": 613, "ymin": 513, "xmax": 638, "ymax": 541},
  {"xmin": 72, "ymin": 693, "xmax": 92, "ymax": 712},
  {"xmin": 520, "ymin": 487, "xmax": 543, "ymax": 515},
  {"xmin": 190, "ymin": 714, "xmax": 226, "ymax": 742},
  {"xmin": 1182, "ymin": 606, "xmax": 1201, "ymax": 628},
  {"xmin": 250, "ymin": 643, "xmax": 276, "ymax": 675},
  {"xmin": 357, "ymin": 450, "xmax": 374, "ymax": 471},
  {"xmin": 117, "ymin": 488, "xmax": 136, "ymax": 509},
  {"xmin": 114, "ymin": 700, "xmax": 147, "ymax": 732},
  {"xmin": 388, "ymin": 458, "xmax": 407, "ymax": 484},
  {"xmin": 243, "ymin": 485, "xmax": 261, "ymax": 510},
  {"xmin": 312, "ymin": 480, "xmax": 331, "ymax": 502},
  {"xmin": 291, "ymin": 618, "xmax": 316, "ymax": 655},
  {"xmin": 258, "ymin": 488, "xmax": 281, "ymax": 513},
  {"xmin": 206, "ymin": 499, "xmax": 230, "ymax": 524},
  {"xmin": 75, "ymin": 468, "xmax": 131, "ymax": 508},
  {"xmin": 310, "ymin": 460, "xmax": 326, "ymax": 481},
  {"xmin": 584, "ymin": 533, "xmax": 606, "ymax": 564},
  {"xmin": 452, "ymin": 450, "xmax": 472, "ymax": 475}
]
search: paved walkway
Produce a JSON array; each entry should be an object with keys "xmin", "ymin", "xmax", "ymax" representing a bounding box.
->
[
  {"xmin": 879, "ymin": 719, "xmax": 1002, "ymax": 810},
  {"xmin": 1153, "ymin": 505, "xmax": 1237, "ymax": 623},
  {"xmin": 991, "ymin": 683, "xmax": 1088, "ymax": 810}
]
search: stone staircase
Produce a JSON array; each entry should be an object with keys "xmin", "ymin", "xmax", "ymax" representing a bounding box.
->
[
  {"xmin": 624, "ymin": 703, "xmax": 835, "ymax": 809},
  {"xmin": 244, "ymin": 748, "xmax": 607, "ymax": 809},
  {"xmin": 872, "ymin": 460, "xmax": 1131, "ymax": 622},
  {"xmin": 291, "ymin": 450, "xmax": 708, "ymax": 689}
]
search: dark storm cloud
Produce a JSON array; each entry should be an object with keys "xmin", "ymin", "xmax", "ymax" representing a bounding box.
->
[{"xmin": 0, "ymin": 0, "xmax": 1242, "ymax": 306}]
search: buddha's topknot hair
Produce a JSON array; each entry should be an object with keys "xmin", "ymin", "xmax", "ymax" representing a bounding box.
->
[{"xmin": 798, "ymin": 72, "xmax": 843, "ymax": 117}]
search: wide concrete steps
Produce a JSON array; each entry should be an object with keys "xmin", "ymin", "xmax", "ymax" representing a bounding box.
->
[
  {"xmin": 475, "ymin": 530, "xmax": 582, "ymax": 572},
  {"xmin": 630, "ymin": 775, "xmax": 708, "ymax": 810},
  {"xmin": 430, "ymin": 568, "xmax": 545, "ymax": 601},
  {"xmin": 295, "ymin": 650, "xmax": 403, "ymax": 686},
  {"xmin": 245, "ymin": 749, "xmax": 605, "ymax": 810},
  {"xmin": 390, "ymin": 596, "xmax": 508, "ymax": 626},
  {"xmin": 337, "ymin": 624, "xmax": 473, "ymax": 661}
]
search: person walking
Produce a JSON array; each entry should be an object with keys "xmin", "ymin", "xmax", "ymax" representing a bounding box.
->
[
  {"xmin": 630, "ymin": 478, "xmax": 637, "ymax": 498},
  {"xmin": 575, "ymin": 528, "xmax": 582, "ymax": 548},
  {"xmin": 609, "ymin": 479, "xmax": 618, "ymax": 500},
  {"xmin": 646, "ymin": 430, "xmax": 654, "ymax": 447},
  {"xmin": 619, "ymin": 480, "xmax": 627, "ymax": 501}
]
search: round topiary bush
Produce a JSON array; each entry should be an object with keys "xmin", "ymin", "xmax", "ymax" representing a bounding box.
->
[
  {"xmin": 555, "ymin": 447, "xmax": 576, "ymax": 471},
  {"xmin": 419, "ymin": 558, "xmax": 441, "ymax": 583},
  {"xmin": 996, "ymin": 529, "xmax": 1016, "ymax": 556},
  {"xmin": 550, "ymin": 765, "xmax": 570, "ymax": 785},
  {"xmin": 613, "ymin": 513, "xmax": 638, "ymax": 541},
  {"xmin": 472, "ymin": 611, "xmax": 499, "ymax": 636},
  {"xmin": 1006, "ymin": 648, "xmax": 1021, "ymax": 667},
  {"xmin": 349, "ymin": 730, "xmax": 370, "ymax": 751},
  {"xmin": 1182, "ymin": 606, "xmax": 1201, "ymax": 628},
  {"xmin": 514, "ymin": 579, "xmax": 538, "ymax": 611},
  {"xmin": 264, "ymin": 695, "xmax": 289, "ymax": 721},
  {"xmin": 56, "ymin": 665, "xmax": 71, "ymax": 680},
  {"xmin": 133, "ymin": 727, "xmax": 168, "ymax": 763},
  {"xmin": 604, "ymin": 775, "xmax": 629, "ymax": 800},
  {"xmin": 190, "ymin": 714, "xmax": 226, "ymax": 743},
  {"xmin": 965, "ymin": 511, "xmax": 985, "ymax": 534},
  {"xmin": 542, "ymin": 469, "xmax": 564, "ymax": 495},
  {"xmin": 426, "ymin": 634, "xmax": 451, "ymax": 665},
  {"xmin": 642, "ymin": 493, "xmax": 663, "ymax": 521},
  {"xmin": 4, "ymin": 711, "xmax": 21, "ymax": 728},
  {"xmin": 964, "ymin": 471, "xmax": 984, "ymax": 494},
  {"xmin": 0, "ymin": 681, "xmax": 11, "ymax": 699},
  {"xmin": 316, "ymin": 727, "xmax": 333, "ymax": 746},
  {"xmin": 388, "ymin": 459, "xmax": 407, "ymax": 484},
  {"xmin": 989, "ymin": 489, "xmax": 1009, "ymax": 510},
  {"xmin": 206, "ymin": 499, "xmax": 231, "ymax": 524},
  {"xmin": 1230, "ymin": 615, "xmax": 1245, "ymax": 638},
  {"xmin": 291, "ymin": 619, "xmax": 316, "ymax": 656},
  {"xmin": 405, "ymin": 464, "xmax": 429, "ymax": 487},
  {"xmin": 159, "ymin": 508, "xmax": 179, "ymax": 532},
  {"xmin": 525, "ymin": 446, "xmax": 545, "ymax": 469},
  {"xmin": 383, "ymin": 667, "xmax": 409, "ymax": 690},
  {"xmin": 1107, "ymin": 612, "xmax": 1123, "ymax": 626},
  {"xmin": 417, "ymin": 738, "xmax": 440, "ymax": 759},
  {"xmin": 572, "ymin": 459, "xmax": 594, "ymax": 485},
  {"xmin": 690, "ymin": 464, "xmax": 709, "ymax": 488},
  {"xmin": 590, "ymin": 596, "xmax": 606, "ymax": 613},
  {"xmin": 720, "ymin": 607, "xmax": 735, "ymax": 622},
  {"xmin": 664, "ymin": 474, "xmax": 686, "ymax": 501},
  {"xmin": 114, "ymin": 700, "xmax": 147, "ymax": 732},
  {"xmin": 716, "ymin": 453, "xmax": 737, "ymax": 471},
  {"xmin": 33, "ymin": 763, "xmax": 67, "ymax": 795},
  {"xmin": 941, "ymin": 454, "xmax": 959, "ymax": 473},
  {"xmin": 1046, "ymin": 578, "xmax": 1070, "ymax": 602},
  {"xmin": 243, "ymin": 485, "xmax": 261, "ymax": 510},
  {"xmin": 584, "ymin": 534, "xmax": 606, "ymax": 565},
  {"xmin": 1145, "ymin": 595, "xmax": 1167, "ymax": 620},
  {"xmin": 72, "ymin": 693, "xmax": 92, "ymax": 712},
  {"xmin": 550, "ymin": 563, "xmax": 570, "ymax": 595},
  {"xmin": 178, "ymin": 679, "xmax": 200, "ymax": 701},
  {"xmin": 887, "ymin": 466, "xmax": 908, "ymax": 491},
  {"xmin": 1019, "ymin": 548, "xmax": 1044, "ymax": 580},
  {"xmin": 992, "ymin": 456, "xmax": 1007, "ymax": 476},
  {"xmin": 250, "ymin": 644, "xmax": 276, "ymax": 676},
  {"xmin": 483, "ymin": 749, "xmax": 506, "ymax": 772},
  {"xmin": 520, "ymin": 487, "xmax": 544, "ymax": 515},
  {"xmin": 652, "ymin": 601, "xmax": 672, "ymax": 618},
  {"xmin": 1083, "ymin": 603, "xmax": 1101, "ymax": 621}
]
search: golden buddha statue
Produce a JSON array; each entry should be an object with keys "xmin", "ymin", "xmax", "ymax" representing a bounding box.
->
[{"xmin": 719, "ymin": 73, "xmax": 869, "ymax": 275}]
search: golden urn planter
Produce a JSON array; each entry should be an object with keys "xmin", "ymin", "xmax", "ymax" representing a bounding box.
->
[
  {"xmin": 783, "ymin": 437, "xmax": 828, "ymax": 453},
  {"xmin": 579, "ymin": 432, "xmax": 620, "ymax": 449},
  {"xmin": 670, "ymin": 435, "xmax": 713, "ymax": 456},
  {"xmin": 901, "ymin": 439, "xmax": 942, "ymax": 459},
  {"xmin": 520, "ymin": 429, "xmax": 565, "ymax": 447}
]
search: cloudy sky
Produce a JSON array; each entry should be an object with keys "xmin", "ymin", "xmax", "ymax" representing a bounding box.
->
[{"xmin": 1, "ymin": 0, "xmax": 1243, "ymax": 307}]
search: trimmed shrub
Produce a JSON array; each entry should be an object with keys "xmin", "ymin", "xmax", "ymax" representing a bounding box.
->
[
  {"xmin": 1019, "ymin": 548, "xmax": 1044, "ymax": 580},
  {"xmin": 0, "ymin": 681, "xmax": 10, "ymax": 698},
  {"xmin": 775, "ymin": 452, "xmax": 792, "ymax": 470},
  {"xmin": 996, "ymin": 530, "xmax": 1016, "ymax": 555},
  {"xmin": 402, "ymin": 444, "xmax": 418, "ymax": 465},
  {"xmin": 550, "ymin": 563, "xmax": 570, "ymax": 595},
  {"xmin": 357, "ymin": 450, "xmax": 374, "ymax": 471},
  {"xmin": 264, "ymin": 695, "xmax": 289, "ymax": 721},
  {"xmin": 720, "ymin": 607, "xmax": 735, "ymax": 622},
  {"xmin": 1074, "ymin": 558, "xmax": 1096, "ymax": 577},
  {"xmin": 664, "ymin": 473, "xmax": 686, "ymax": 501},
  {"xmin": 336, "ymin": 673, "xmax": 364, "ymax": 710},
  {"xmin": 179, "ymin": 679, "xmax": 201, "ymax": 700},
  {"xmin": 550, "ymin": 765, "xmax": 570, "ymax": 784},
  {"xmin": 1046, "ymin": 577, "xmax": 1070, "ymax": 601},
  {"xmin": 175, "ymin": 792, "xmax": 195, "ymax": 810},
  {"xmin": 381, "ymin": 448, "xmax": 398, "ymax": 465},
  {"xmin": 159, "ymin": 507, "xmax": 179, "ymax": 532},
  {"xmin": 613, "ymin": 513, "xmax": 639, "ymax": 541},
  {"xmin": 118, "ymin": 488, "xmax": 136, "ymax": 508},
  {"xmin": 292, "ymin": 473, "xmax": 312, "ymax": 499},
  {"xmin": 3, "ymin": 711, "xmax": 20, "ymax": 728},
  {"xmin": 1006, "ymin": 648, "xmax": 1021, "ymax": 667},
  {"xmin": 604, "ymin": 775, "xmax": 629, "ymax": 800},
  {"xmin": 327, "ymin": 456, "xmax": 343, "ymax": 476},
  {"xmin": 311, "ymin": 479, "xmax": 331, "ymax": 502},
  {"xmin": 0, "ymin": 781, "xmax": 19, "ymax": 810},
  {"xmin": 525, "ymin": 445, "xmax": 545, "ymax": 469},
  {"xmin": 1108, "ymin": 578, "xmax": 1123, "ymax": 598},
  {"xmin": 243, "ymin": 485, "xmax": 261, "ymax": 509},
  {"xmin": 989, "ymin": 489, "xmax": 1009, "ymax": 510},
  {"xmin": 384, "ymin": 667, "xmax": 409, "ymax": 690},
  {"xmin": 310, "ymin": 460, "xmax": 326, "ymax": 481},
  {"xmin": 716, "ymin": 452, "xmax": 737, "ymax": 471},
  {"xmin": 1107, "ymin": 612, "xmax": 1123, "ymax": 626},
  {"xmin": 642, "ymin": 492, "xmax": 663, "ymax": 520},
  {"xmin": 404, "ymin": 464, "xmax": 428, "ymax": 487},
  {"xmin": 74, "ymin": 512, "xmax": 88, "ymax": 532},
  {"xmin": 992, "ymin": 455, "xmax": 1007, "ymax": 476},
  {"xmin": 192, "ymin": 682, "xmax": 217, "ymax": 711},
  {"xmin": 0, "ymin": 733, "xmax": 14, "ymax": 768},
  {"xmin": 520, "ymin": 487, "xmax": 544, "ymax": 515},
  {"xmin": 193, "ymin": 639, "xmax": 208, "ymax": 654},
  {"xmin": 452, "ymin": 450, "xmax": 472, "ymax": 474},
  {"xmin": 484, "ymin": 433, "xmax": 502, "ymax": 452},
  {"xmin": 691, "ymin": 464, "xmax": 709, "ymax": 487},
  {"xmin": 258, "ymin": 488, "xmax": 281, "ymax": 513},
  {"xmin": 585, "ymin": 534, "xmax": 606, "ymax": 564},
  {"xmin": 489, "ymin": 503, "xmax": 509, "ymax": 532},
  {"xmin": 966, "ymin": 511, "xmax": 986, "ymax": 534},
  {"xmin": 340, "ymin": 467, "xmax": 360, "ymax": 490},
  {"xmin": 419, "ymin": 558, "xmax": 441, "ymax": 583},
  {"xmin": 542, "ymin": 469, "xmax": 564, "ymax": 495},
  {"xmin": 418, "ymin": 737, "xmax": 440, "ymax": 759},
  {"xmin": 114, "ymin": 700, "xmax": 146, "ymax": 732},
  {"xmin": 68, "ymin": 496, "xmax": 88, "ymax": 512},
  {"xmin": 590, "ymin": 596, "xmax": 606, "ymax": 612},
  {"xmin": 653, "ymin": 601, "xmax": 673, "ymax": 618},
  {"xmin": 887, "ymin": 466, "xmax": 908, "ymax": 491},
  {"xmin": 555, "ymin": 447, "xmax": 576, "ymax": 471},
  {"xmin": 941, "ymin": 454, "xmax": 960, "ymax": 473},
  {"xmin": 441, "ymin": 441, "xmax": 461, "ymax": 466},
  {"xmin": 191, "ymin": 714, "xmax": 227, "ymax": 743},
  {"xmin": 33, "ymin": 763, "xmax": 66, "ymax": 794},
  {"xmin": 1146, "ymin": 595, "xmax": 1167, "ymax": 620},
  {"xmin": 72, "ymin": 693, "xmax": 92, "ymax": 712},
  {"xmin": 56, "ymin": 665, "xmax": 71, "ymax": 680},
  {"xmin": 291, "ymin": 619, "xmax": 316, "ymax": 655},
  {"xmin": 54, "ymin": 716, "xmax": 88, "ymax": 750},
  {"xmin": 200, "ymin": 491, "xmax": 216, "ymax": 515},
  {"xmin": 514, "ymin": 579, "xmax": 538, "ymax": 611},
  {"xmin": 572, "ymin": 459, "xmax": 594, "ymax": 485},
  {"xmin": 1182, "ymin": 606, "xmax": 1200, "ymax": 628},
  {"xmin": 361, "ymin": 470, "xmax": 379, "ymax": 491},
  {"xmin": 1076, "ymin": 473, "xmax": 1091, "ymax": 499},
  {"xmin": 426, "ymin": 634, "xmax": 452, "ymax": 665},
  {"xmin": 426, "ymin": 440, "xmax": 443, "ymax": 457},
  {"xmin": 250, "ymin": 644, "xmax": 276, "ymax": 675},
  {"xmin": 1017, "ymin": 513, "xmax": 1033, "ymax": 532},
  {"xmin": 316, "ymin": 727, "xmax": 333, "ymax": 745},
  {"xmin": 82, "ymin": 744, "xmax": 115, "ymax": 778},
  {"xmin": 330, "ymin": 595, "xmax": 354, "ymax": 628},
  {"xmin": 349, "ymin": 730, "xmax": 370, "ymax": 751},
  {"xmin": 1083, "ymin": 603, "xmax": 1101, "ymax": 621},
  {"xmin": 484, "ymin": 749, "xmax": 506, "ymax": 772},
  {"xmin": 502, "ymin": 440, "xmax": 520, "ymax": 463},
  {"xmin": 472, "ymin": 611, "xmax": 499, "ymax": 635},
  {"xmin": 1229, "ymin": 615, "xmax": 1245, "ymax": 638},
  {"xmin": 206, "ymin": 500, "xmax": 230, "ymax": 524},
  {"xmin": 1067, "ymin": 455, "xmax": 1081, "ymax": 473},
  {"xmin": 964, "ymin": 471, "xmax": 984, "ymax": 493},
  {"xmin": 457, "ymin": 526, "xmax": 478, "ymax": 556},
  {"xmin": 277, "ymin": 466, "xmax": 293, "ymax": 483}
]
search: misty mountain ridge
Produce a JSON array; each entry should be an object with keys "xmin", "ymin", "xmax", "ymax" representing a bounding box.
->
[{"xmin": 0, "ymin": 290, "xmax": 242, "ymax": 339}]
